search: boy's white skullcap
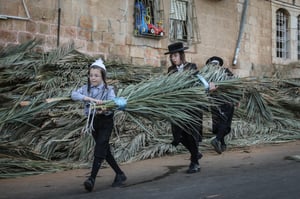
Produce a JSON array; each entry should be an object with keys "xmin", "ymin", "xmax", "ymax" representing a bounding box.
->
[{"xmin": 91, "ymin": 58, "xmax": 106, "ymax": 71}]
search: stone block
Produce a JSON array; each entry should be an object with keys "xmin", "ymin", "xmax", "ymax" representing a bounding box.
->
[
  {"xmin": 79, "ymin": 15, "xmax": 93, "ymax": 30},
  {"xmin": 61, "ymin": 10, "xmax": 77, "ymax": 26},
  {"xmin": 145, "ymin": 48, "xmax": 160, "ymax": 59},
  {"xmin": 59, "ymin": 37, "xmax": 74, "ymax": 46},
  {"xmin": 50, "ymin": 24, "xmax": 58, "ymax": 35},
  {"xmin": 111, "ymin": 44, "xmax": 129, "ymax": 57},
  {"xmin": 130, "ymin": 46, "xmax": 144, "ymax": 58},
  {"xmin": 34, "ymin": 34, "xmax": 46, "ymax": 43},
  {"xmin": 145, "ymin": 58, "xmax": 160, "ymax": 67},
  {"xmin": 61, "ymin": 26, "xmax": 77, "ymax": 38},
  {"xmin": 78, "ymin": 29, "xmax": 92, "ymax": 41},
  {"xmin": 132, "ymin": 57, "xmax": 145, "ymax": 66},
  {"xmin": 38, "ymin": 23, "xmax": 50, "ymax": 34},
  {"xmin": 114, "ymin": 33, "xmax": 126, "ymax": 45},
  {"xmin": 12, "ymin": 20, "xmax": 26, "ymax": 31},
  {"xmin": 18, "ymin": 32, "xmax": 34, "ymax": 43},
  {"xmin": 74, "ymin": 39, "xmax": 87, "ymax": 51},
  {"xmin": 0, "ymin": 0, "xmax": 19, "ymax": 16},
  {"xmin": 107, "ymin": 55, "xmax": 131, "ymax": 64},
  {"xmin": 87, "ymin": 41, "xmax": 99, "ymax": 52},
  {"xmin": 98, "ymin": 43, "xmax": 110, "ymax": 54},
  {"xmin": 125, "ymin": 35, "xmax": 132, "ymax": 45},
  {"xmin": 108, "ymin": 20, "xmax": 120, "ymax": 34},
  {"xmin": 92, "ymin": 31, "xmax": 102, "ymax": 42},
  {"xmin": 103, "ymin": 32, "xmax": 114, "ymax": 43},
  {"xmin": 0, "ymin": 30, "xmax": 17, "ymax": 42},
  {"xmin": 0, "ymin": 20, "xmax": 13, "ymax": 31},
  {"xmin": 95, "ymin": 19, "xmax": 108, "ymax": 32},
  {"xmin": 30, "ymin": 8, "xmax": 56, "ymax": 22},
  {"xmin": 26, "ymin": 21, "xmax": 37, "ymax": 33}
]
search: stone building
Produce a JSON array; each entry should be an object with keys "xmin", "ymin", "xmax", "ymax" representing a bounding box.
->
[{"xmin": 0, "ymin": 0, "xmax": 300, "ymax": 77}]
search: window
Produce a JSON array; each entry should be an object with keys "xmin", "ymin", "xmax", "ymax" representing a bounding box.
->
[
  {"xmin": 169, "ymin": 0, "xmax": 200, "ymax": 44},
  {"xmin": 298, "ymin": 15, "xmax": 300, "ymax": 60},
  {"xmin": 134, "ymin": 0, "xmax": 165, "ymax": 38},
  {"xmin": 276, "ymin": 9, "xmax": 290, "ymax": 59}
]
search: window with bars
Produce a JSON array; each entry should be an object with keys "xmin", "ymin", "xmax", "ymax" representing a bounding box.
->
[
  {"xmin": 169, "ymin": 0, "xmax": 200, "ymax": 44},
  {"xmin": 276, "ymin": 9, "xmax": 290, "ymax": 59},
  {"xmin": 298, "ymin": 15, "xmax": 300, "ymax": 60},
  {"xmin": 134, "ymin": 0, "xmax": 165, "ymax": 38}
]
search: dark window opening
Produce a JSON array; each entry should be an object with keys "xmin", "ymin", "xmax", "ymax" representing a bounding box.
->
[
  {"xmin": 169, "ymin": 0, "xmax": 200, "ymax": 44},
  {"xmin": 298, "ymin": 15, "xmax": 300, "ymax": 60},
  {"xmin": 276, "ymin": 9, "xmax": 290, "ymax": 59}
]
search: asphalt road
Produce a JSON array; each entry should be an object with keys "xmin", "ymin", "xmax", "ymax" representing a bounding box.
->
[{"xmin": 1, "ymin": 141, "xmax": 300, "ymax": 199}]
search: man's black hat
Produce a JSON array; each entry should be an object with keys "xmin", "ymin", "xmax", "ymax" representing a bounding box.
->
[
  {"xmin": 205, "ymin": 56, "xmax": 224, "ymax": 66},
  {"xmin": 165, "ymin": 42, "xmax": 189, "ymax": 55}
]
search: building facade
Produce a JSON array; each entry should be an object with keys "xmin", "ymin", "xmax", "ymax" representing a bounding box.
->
[{"xmin": 0, "ymin": 0, "xmax": 299, "ymax": 77}]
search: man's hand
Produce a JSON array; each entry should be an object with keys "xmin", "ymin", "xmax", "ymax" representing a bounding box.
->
[{"xmin": 209, "ymin": 82, "xmax": 218, "ymax": 92}]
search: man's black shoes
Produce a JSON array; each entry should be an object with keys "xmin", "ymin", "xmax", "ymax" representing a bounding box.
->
[
  {"xmin": 186, "ymin": 162, "xmax": 200, "ymax": 174},
  {"xmin": 221, "ymin": 144, "xmax": 227, "ymax": 152},
  {"xmin": 211, "ymin": 138, "xmax": 222, "ymax": 154}
]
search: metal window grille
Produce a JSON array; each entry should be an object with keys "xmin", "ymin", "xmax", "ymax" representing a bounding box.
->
[
  {"xmin": 169, "ymin": 0, "xmax": 200, "ymax": 44},
  {"xmin": 298, "ymin": 15, "xmax": 300, "ymax": 60},
  {"xmin": 134, "ymin": 0, "xmax": 165, "ymax": 38},
  {"xmin": 276, "ymin": 10, "xmax": 289, "ymax": 59}
]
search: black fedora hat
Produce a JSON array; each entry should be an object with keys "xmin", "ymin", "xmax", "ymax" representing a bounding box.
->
[
  {"xmin": 164, "ymin": 42, "xmax": 189, "ymax": 55},
  {"xmin": 205, "ymin": 56, "xmax": 224, "ymax": 66}
]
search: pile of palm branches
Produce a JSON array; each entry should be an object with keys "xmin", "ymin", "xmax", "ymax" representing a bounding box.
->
[{"xmin": 0, "ymin": 39, "xmax": 299, "ymax": 178}]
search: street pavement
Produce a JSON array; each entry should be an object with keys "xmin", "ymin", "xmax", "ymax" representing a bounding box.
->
[{"xmin": 1, "ymin": 140, "xmax": 300, "ymax": 199}]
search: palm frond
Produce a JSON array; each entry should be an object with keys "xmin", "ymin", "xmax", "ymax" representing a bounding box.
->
[{"xmin": 0, "ymin": 40, "xmax": 299, "ymax": 179}]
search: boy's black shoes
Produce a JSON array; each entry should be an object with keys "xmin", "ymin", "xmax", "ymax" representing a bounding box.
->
[
  {"xmin": 112, "ymin": 173, "xmax": 127, "ymax": 187},
  {"xmin": 84, "ymin": 177, "xmax": 95, "ymax": 192}
]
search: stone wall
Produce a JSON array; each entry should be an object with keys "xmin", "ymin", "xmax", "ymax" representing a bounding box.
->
[{"xmin": 0, "ymin": 0, "xmax": 299, "ymax": 77}]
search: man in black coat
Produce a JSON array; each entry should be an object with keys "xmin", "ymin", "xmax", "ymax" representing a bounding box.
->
[
  {"xmin": 165, "ymin": 42, "xmax": 204, "ymax": 173},
  {"xmin": 206, "ymin": 56, "xmax": 236, "ymax": 154}
]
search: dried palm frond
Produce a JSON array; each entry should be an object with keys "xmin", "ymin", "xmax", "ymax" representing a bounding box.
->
[
  {"xmin": 0, "ymin": 38, "xmax": 41, "ymax": 64},
  {"xmin": 0, "ymin": 39, "xmax": 299, "ymax": 179},
  {"xmin": 200, "ymin": 65, "xmax": 275, "ymax": 125},
  {"xmin": 104, "ymin": 71, "xmax": 212, "ymax": 129},
  {"xmin": 0, "ymin": 93, "xmax": 56, "ymax": 131}
]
